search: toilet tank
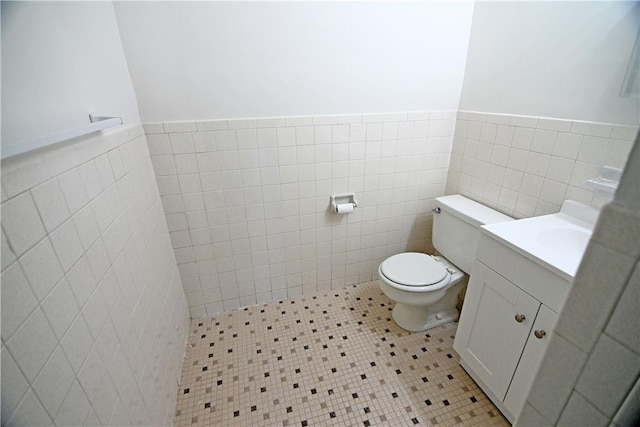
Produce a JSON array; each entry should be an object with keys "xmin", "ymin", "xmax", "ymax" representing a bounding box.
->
[{"xmin": 432, "ymin": 195, "xmax": 513, "ymax": 274}]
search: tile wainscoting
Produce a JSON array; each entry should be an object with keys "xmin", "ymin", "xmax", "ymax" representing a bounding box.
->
[
  {"xmin": 144, "ymin": 112, "xmax": 455, "ymax": 317},
  {"xmin": 447, "ymin": 111, "xmax": 638, "ymax": 218},
  {"xmin": 1, "ymin": 125, "xmax": 190, "ymax": 426}
]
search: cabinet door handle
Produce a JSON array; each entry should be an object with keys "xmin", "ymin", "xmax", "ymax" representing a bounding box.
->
[
  {"xmin": 534, "ymin": 330, "xmax": 546, "ymax": 339},
  {"xmin": 515, "ymin": 314, "xmax": 526, "ymax": 323}
]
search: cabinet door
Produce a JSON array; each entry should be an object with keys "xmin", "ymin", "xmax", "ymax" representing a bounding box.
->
[
  {"xmin": 454, "ymin": 261, "xmax": 540, "ymax": 400},
  {"xmin": 503, "ymin": 305, "xmax": 559, "ymax": 420}
]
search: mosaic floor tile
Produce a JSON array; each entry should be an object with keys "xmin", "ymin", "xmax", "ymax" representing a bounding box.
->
[{"xmin": 174, "ymin": 282, "xmax": 510, "ymax": 426}]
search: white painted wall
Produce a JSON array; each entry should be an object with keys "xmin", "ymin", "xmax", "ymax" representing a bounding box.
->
[
  {"xmin": 1, "ymin": 1, "xmax": 141, "ymax": 146},
  {"xmin": 460, "ymin": 1, "xmax": 640, "ymax": 125},
  {"xmin": 113, "ymin": 1, "xmax": 474, "ymax": 123}
]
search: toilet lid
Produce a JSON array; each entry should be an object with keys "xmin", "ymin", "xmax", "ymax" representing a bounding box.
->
[{"xmin": 380, "ymin": 253, "xmax": 447, "ymax": 287}]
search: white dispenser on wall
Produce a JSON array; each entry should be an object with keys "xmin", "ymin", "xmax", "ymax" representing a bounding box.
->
[{"xmin": 330, "ymin": 193, "xmax": 358, "ymax": 214}]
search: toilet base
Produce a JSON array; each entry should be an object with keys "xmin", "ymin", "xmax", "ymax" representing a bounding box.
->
[{"xmin": 391, "ymin": 303, "xmax": 459, "ymax": 332}]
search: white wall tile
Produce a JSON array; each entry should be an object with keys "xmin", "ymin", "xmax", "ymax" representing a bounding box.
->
[
  {"xmin": 66, "ymin": 256, "xmax": 97, "ymax": 308},
  {"xmin": 164, "ymin": 121, "xmax": 196, "ymax": 133},
  {"xmin": 257, "ymin": 128, "xmax": 277, "ymax": 148},
  {"xmin": 32, "ymin": 345, "xmax": 76, "ymax": 416},
  {"xmin": 315, "ymin": 125, "xmax": 333, "ymax": 144},
  {"xmin": 1, "ymin": 126, "xmax": 189, "ymax": 427},
  {"xmin": 151, "ymin": 154, "xmax": 177, "ymax": 176},
  {"xmin": 556, "ymin": 242, "xmax": 636, "ymax": 353},
  {"xmin": 77, "ymin": 344, "xmax": 107, "ymax": 402},
  {"xmin": 605, "ymin": 263, "xmax": 640, "ymax": 354},
  {"xmin": 6, "ymin": 307, "xmax": 58, "ymax": 382},
  {"xmin": 277, "ymin": 127, "xmax": 296, "ymax": 146},
  {"xmin": 169, "ymin": 132, "xmax": 195, "ymax": 153},
  {"xmin": 2, "ymin": 191, "xmax": 47, "ymax": 257},
  {"xmin": 174, "ymin": 153, "xmax": 198, "ymax": 174},
  {"xmin": 1, "ymin": 262, "xmax": 38, "ymax": 340},
  {"xmin": 58, "ymin": 168, "xmax": 90, "ymax": 214},
  {"xmin": 1, "ymin": 229, "xmax": 16, "ymax": 271},
  {"xmin": 1, "ymin": 156, "xmax": 51, "ymax": 200},
  {"xmin": 7, "ymin": 389, "xmax": 52, "ymax": 426},
  {"xmin": 50, "ymin": 219, "xmax": 85, "ymax": 272},
  {"xmin": 73, "ymin": 206, "xmax": 100, "ymax": 251},
  {"xmin": 531, "ymin": 129, "xmax": 557, "ymax": 154},
  {"xmin": 578, "ymin": 136, "xmax": 611, "ymax": 164},
  {"xmin": 55, "ymin": 380, "xmax": 92, "ymax": 426},
  {"xmin": 1, "ymin": 347, "xmax": 30, "ymax": 422},
  {"xmin": 571, "ymin": 121, "xmax": 612, "ymax": 138},
  {"xmin": 527, "ymin": 334, "xmax": 587, "ymax": 424},
  {"xmin": 41, "ymin": 278, "xmax": 79, "ymax": 339},
  {"xmin": 509, "ymin": 115, "xmax": 538, "ymax": 128},
  {"xmin": 19, "ymin": 238, "xmax": 64, "ymax": 301},
  {"xmin": 557, "ymin": 392, "xmax": 608, "ymax": 427},
  {"xmin": 575, "ymin": 333, "xmax": 640, "ymax": 417},
  {"xmin": 80, "ymin": 160, "xmax": 106, "ymax": 199},
  {"xmin": 147, "ymin": 133, "xmax": 172, "ymax": 155},
  {"xmin": 93, "ymin": 374, "xmax": 119, "ymax": 425},
  {"xmin": 192, "ymin": 131, "xmax": 215, "ymax": 153},
  {"xmin": 350, "ymin": 124, "xmax": 366, "ymax": 142},
  {"xmin": 196, "ymin": 120, "xmax": 227, "ymax": 132}
]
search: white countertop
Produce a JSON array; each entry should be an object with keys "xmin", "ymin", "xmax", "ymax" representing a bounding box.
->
[{"xmin": 480, "ymin": 201, "xmax": 599, "ymax": 281}]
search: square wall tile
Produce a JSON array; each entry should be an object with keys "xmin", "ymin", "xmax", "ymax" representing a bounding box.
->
[
  {"xmin": 557, "ymin": 392, "xmax": 608, "ymax": 427},
  {"xmin": 591, "ymin": 204, "xmax": 640, "ymax": 260},
  {"xmin": 526, "ymin": 334, "xmax": 587, "ymax": 424},
  {"xmin": 1, "ymin": 262, "xmax": 38, "ymax": 340},
  {"xmin": 555, "ymin": 241, "xmax": 636, "ymax": 353},
  {"xmin": 6, "ymin": 390, "xmax": 52, "ymax": 426},
  {"xmin": 575, "ymin": 334, "xmax": 640, "ymax": 417},
  {"xmin": 1, "ymin": 191, "xmax": 46, "ymax": 257},
  {"xmin": 32, "ymin": 345, "xmax": 76, "ymax": 416},
  {"xmin": 6, "ymin": 307, "xmax": 58, "ymax": 382},
  {"xmin": 605, "ymin": 261, "xmax": 640, "ymax": 354}
]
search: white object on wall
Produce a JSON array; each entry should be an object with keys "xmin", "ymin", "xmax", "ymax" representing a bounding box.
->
[
  {"xmin": 330, "ymin": 193, "xmax": 358, "ymax": 214},
  {"xmin": 113, "ymin": 1, "xmax": 474, "ymax": 122},
  {"xmin": 587, "ymin": 166, "xmax": 623, "ymax": 199},
  {"xmin": 1, "ymin": 114, "xmax": 123, "ymax": 160}
]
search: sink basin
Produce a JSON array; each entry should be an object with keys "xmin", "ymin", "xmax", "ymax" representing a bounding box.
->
[
  {"xmin": 481, "ymin": 201, "xmax": 600, "ymax": 280},
  {"xmin": 535, "ymin": 228, "xmax": 591, "ymax": 255}
]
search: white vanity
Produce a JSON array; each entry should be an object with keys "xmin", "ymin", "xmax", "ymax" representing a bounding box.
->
[{"xmin": 453, "ymin": 201, "xmax": 599, "ymax": 423}]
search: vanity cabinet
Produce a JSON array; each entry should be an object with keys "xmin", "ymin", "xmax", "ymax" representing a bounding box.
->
[{"xmin": 454, "ymin": 234, "xmax": 567, "ymax": 423}]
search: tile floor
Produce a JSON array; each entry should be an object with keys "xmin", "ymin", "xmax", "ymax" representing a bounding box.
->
[{"xmin": 174, "ymin": 282, "xmax": 509, "ymax": 426}]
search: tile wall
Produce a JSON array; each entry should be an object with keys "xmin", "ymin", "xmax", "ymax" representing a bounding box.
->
[
  {"xmin": 447, "ymin": 111, "xmax": 638, "ymax": 218},
  {"xmin": 517, "ymin": 137, "xmax": 640, "ymax": 426},
  {"xmin": 144, "ymin": 112, "xmax": 455, "ymax": 317},
  {"xmin": 1, "ymin": 125, "xmax": 190, "ymax": 426}
]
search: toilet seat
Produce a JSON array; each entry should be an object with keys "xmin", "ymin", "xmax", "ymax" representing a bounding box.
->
[{"xmin": 379, "ymin": 252, "xmax": 448, "ymax": 288}]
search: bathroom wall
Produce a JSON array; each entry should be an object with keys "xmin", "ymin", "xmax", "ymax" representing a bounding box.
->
[
  {"xmin": 1, "ymin": 2, "xmax": 189, "ymax": 425},
  {"xmin": 1, "ymin": 1, "xmax": 140, "ymax": 146},
  {"xmin": 113, "ymin": 1, "xmax": 474, "ymax": 121},
  {"xmin": 446, "ymin": 111, "xmax": 638, "ymax": 218},
  {"xmin": 517, "ymin": 135, "xmax": 640, "ymax": 426},
  {"xmin": 1, "ymin": 126, "xmax": 190, "ymax": 426},
  {"xmin": 144, "ymin": 112, "xmax": 455, "ymax": 317},
  {"xmin": 459, "ymin": 1, "xmax": 640, "ymax": 125}
]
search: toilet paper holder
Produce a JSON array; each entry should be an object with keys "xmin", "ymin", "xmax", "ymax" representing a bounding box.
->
[{"xmin": 330, "ymin": 193, "xmax": 358, "ymax": 213}]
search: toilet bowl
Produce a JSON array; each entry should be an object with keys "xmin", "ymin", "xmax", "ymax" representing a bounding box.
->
[
  {"xmin": 378, "ymin": 252, "xmax": 465, "ymax": 331},
  {"xmin": 378, "ymin": 195, "xmax": 513, "ymax": 332}
]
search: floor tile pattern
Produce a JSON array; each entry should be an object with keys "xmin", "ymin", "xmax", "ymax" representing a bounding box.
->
[{"xmin": 175, "ymin": 282, "xmax": 509, "ymax": 426}]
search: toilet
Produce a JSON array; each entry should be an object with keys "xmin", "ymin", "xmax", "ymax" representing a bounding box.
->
[{"xmin": 378, "ymin": 195, "xmax": 513, "ymax": 331}]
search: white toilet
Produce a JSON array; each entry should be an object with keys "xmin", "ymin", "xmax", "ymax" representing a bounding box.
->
[{"xmin": 378, "ymin": 195, "xmax": 513, "ymax": 331}]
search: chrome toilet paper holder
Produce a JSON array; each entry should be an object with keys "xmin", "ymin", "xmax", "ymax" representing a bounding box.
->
[{"xmin": 330, "ymin": 193, "xmax": 358, "ymax": 213}]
